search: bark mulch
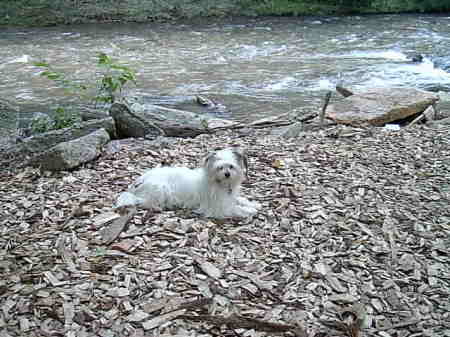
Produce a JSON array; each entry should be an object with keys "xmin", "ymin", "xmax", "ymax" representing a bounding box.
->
[{"xmin": 0, "ymin": 124, "xmax": 449, "ymax": 337}]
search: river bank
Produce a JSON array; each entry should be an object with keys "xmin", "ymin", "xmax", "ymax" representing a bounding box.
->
[{"xmin": 1, "ymin": 0, "xmax": 450, "ymax": 27}]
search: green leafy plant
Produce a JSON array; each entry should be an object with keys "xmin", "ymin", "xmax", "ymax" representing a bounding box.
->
[
  {"xmin": 34, "ymin": 52, "xmax": 136, "ymax": 106},
  {"xmin": 33, "ymin": 61, "xmax": 89, "ymax": 96},
  {"xmin": 29, "ymin": 116, "xmax": 53, "ymax": 134},
  {"xmin": 96, "ymin": 52, "xmax": 137, "ymax": 105},
  {"xmin": 32, "ymin": 53, "xmax": 136, "ymax": 133},
  {"xmin": 30, "ymin": 107, "xmax": 80, "ymax": 134}
]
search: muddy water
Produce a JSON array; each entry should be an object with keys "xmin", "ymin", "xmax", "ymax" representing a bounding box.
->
[{"xmin": 1, "ymin": 14, "xmax": 450, "ymax": 126}]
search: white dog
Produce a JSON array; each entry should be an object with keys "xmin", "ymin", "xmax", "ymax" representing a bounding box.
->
[{"xmin": 114, "ymin": 147, "xmax": 261, "ymax": 219}]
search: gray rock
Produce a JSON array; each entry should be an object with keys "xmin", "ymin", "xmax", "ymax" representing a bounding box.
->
[
  {"xmin": 0, "ymin": 99, "xmax": 20, "ymax": 151},
  {"xmin": 429, "ymin": 117, "xmax": 450, "ymax": 126},
  {"xmin": 7, "ymin": 117, "xmax": 116, "ymax": 156},
  {"xmin": 110, "ymin": 103, "xmax": 164, "ymax": 139},
  {"xmin": 18, "ymin": 112, "xmax": 54, "ymax": 138},
  {"xmin": 1, "ymin": 117, "xmax": 116, "ymax": 169},
  {"xmin": 433, "ymin": 56, "xmax": 450, "ymax": 72},
  {"xmin": 0, "ymin": 98, "xmax": 19, "ymax": 119},
  {"xmin": 326, "ymin": 87, "xmax": 439, "ymax": 126},
  {"xmin": 278, "ymin": 122, "xmax": 304, "ymax": 139},
  {"xmin": 30, "ymin": 128, "xmax": 110, "ymax": 171},
  {"xmin": 110, "ymin": 102, "xmax": 236, "ymax": 139},
  {"xmin": 80, "ymin": 109, "xmax": 110, "ymax": 121}
]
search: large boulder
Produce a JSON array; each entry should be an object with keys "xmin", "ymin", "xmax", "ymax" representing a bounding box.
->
[
  {"xmin": 1, "ymin": 117, "xmax": 116, "ymax": 169},
  {"xmin": 30, "ymin": 128, "xmax": 110, "ymax": 171},
  {"xmin": 110, "ymin": 102, "xmax": 237, "ymax": 138},
  {"xmin": 326, "ymin": 88, "xmax": 438, "ymax": 126},
  {"xmin": 6, "ymin": 117, "xmax": 115, "ymax": 155}
]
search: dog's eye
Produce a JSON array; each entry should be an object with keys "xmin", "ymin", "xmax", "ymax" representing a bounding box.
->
[{"xmin": 229, "ymin": 165, "xmax": 234, "ymax": 170}]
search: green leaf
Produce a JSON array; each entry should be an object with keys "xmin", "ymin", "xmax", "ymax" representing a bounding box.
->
[
  {"xmin": 98, "ymin": 52, "xmax": 112, "ymax": 66},
  {"xmin": 33, "ymin": 61, "xmax": 49, "ymax": 67},
  {"xmin": 40, "ymin": 71, "xmax": 62, "ymax": 80}
]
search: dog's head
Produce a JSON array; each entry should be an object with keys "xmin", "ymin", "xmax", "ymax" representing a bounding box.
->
[{"xmin": 203, "ymin": 146, "xmax": 248, "ymax": 189}]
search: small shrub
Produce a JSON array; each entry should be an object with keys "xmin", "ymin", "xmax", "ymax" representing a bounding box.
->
[
  {"xmin": 32, "ymin": 52, "xmax": 136, "ymax": 133},
  {"xmin": 95, "ymin": 52, "xmax": 137, "ymax": 105},
  {"xmin": 30, "ymin": 107, "xmax": 80, "ymax": 134},
  {"xmin": 34, "ymin": 52, "xmax": 136, "ymax": 107}
]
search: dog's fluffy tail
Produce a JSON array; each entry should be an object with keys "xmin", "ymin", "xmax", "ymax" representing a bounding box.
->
[{"xmin": 114, "ymin": 191, "xmax": 141, "ymax": 210}]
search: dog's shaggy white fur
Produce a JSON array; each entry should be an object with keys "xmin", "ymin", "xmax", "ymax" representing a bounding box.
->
[{"xmin": 114, "ymin": 147, "xmax": 260, "ymax": 219}]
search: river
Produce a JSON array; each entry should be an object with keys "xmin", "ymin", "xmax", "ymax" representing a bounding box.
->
[{"xmin": 1, "ymin": 13, "xmax": 450, "ymax": 127}]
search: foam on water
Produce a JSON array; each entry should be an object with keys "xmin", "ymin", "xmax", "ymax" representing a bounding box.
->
[
  {"xmin": 339, "ymin": 50, "xmax": 409, "ymax": 61},
  {"xmin": 262, "ymin": 76, "xmax": 299, "ymax": 91},
  {"xmin": 10, "ymin": 55, "xmax": 30, "ymax": 63},
  {"xmin": 309, "ymin": 78, "xmax": 335, "ymax": 91},
  {"xmin": 357, "ymin": 57, "xmax": 450, "ymax": 90}
]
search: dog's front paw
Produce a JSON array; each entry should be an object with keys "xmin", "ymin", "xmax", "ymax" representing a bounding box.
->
[
  {"xmin": 237, "ymin": 197, "xmax": 261, "ymax": 211},
  {"xmin": 232, "ymin": 205, "xmax": 259, "ymax": 218},
  {"xmin": 250, "ymin": 201, "xmax": 262, "ymax": 210}
]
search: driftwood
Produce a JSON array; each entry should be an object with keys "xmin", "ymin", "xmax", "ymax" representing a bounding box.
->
[
  {"xmin": 110, "ymin": 102, "xmax": 299, "ymax": 138},
  {"xmin": 320, "ymin": 91, "xmax": 332, "ymax": 127},
  {"xmin": 407, "ymin": 105, "xmax": 437, "ymax": 128},
  {"xmin": 180, "ymin": 314, "xmax": 306, "ymax": 336}
]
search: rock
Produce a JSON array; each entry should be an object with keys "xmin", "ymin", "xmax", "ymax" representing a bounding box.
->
[
  {"xmin": 336, "ymin": 85, "xmax": 354, "ymax": 97},
  {"xmin": 110, "ymin": 103, "xmax": 164, "ymax": 139},
  {"xmin": 278, "ymin": 122, "xmax": 304, "ymax": 139},
  {"xmin": 429, "ymin": 117, "xmax": 450, "ymax": 126},
  {"xmin": 0, "ymin": 98, "xmax": 19, "ymax": 119},
  {"xmin": 326, "ymin": 88, "xmax": 439, "ymax": 127},
  {"xmin": 1, "ymin": 117, "xmax": 116, "ymax": 168},
  {"xmin": 18, "ymin": 112, "xmax": 54, "ymax": 138},
  {"xmin": 433, "ymin": 56, "xmax": 450, "ymax": 72},
  {"xmin": 80, "ymin": 109, "xmax": 110, "ymax": 121},
  {"xmin": 30, "ymin": 128, "xmax": 110, "ymax": 171},
  {"xmin": 406, "ymin": 53, "xmax": 423, "ymax": 63},
  {"xmin": 0, "ymin": 99, "xmax": 20, "ymax": 151},
  {"xmin": 131, "ymin": 94, "xmax": 229, "ymax": 114},
  {"xmin": 9, "ymin": 117, "xmax": 115, "ymax": 155},
  {"xmin": 110, "ymin": 102, "xmax": 237, "ymax": 138}
]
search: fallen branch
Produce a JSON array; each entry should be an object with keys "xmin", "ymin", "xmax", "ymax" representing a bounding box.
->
[
  {"xmin": 214, "ymin": 114, "xmax": 294, "ymax": 131},
  {"xmin": 180, "ymin": 313, "xmax": 307, "ymax": 336},
  {"xmin": 297, "ymin": 112, "xmax": 318, "ymax": 123},
  {"xmin": 378, "ymin": 319, "xmax": 421, "ymax": 331},
  {"xmin": 407, "ymin": 112, "xmax": 427, "ymax": 128}
]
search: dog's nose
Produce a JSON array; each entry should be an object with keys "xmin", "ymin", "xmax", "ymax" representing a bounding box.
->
[{"xmin": 225, "ymin": 172, "xmax": 230, "ymax": 178}]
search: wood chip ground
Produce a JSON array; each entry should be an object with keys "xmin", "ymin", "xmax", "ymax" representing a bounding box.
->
[{"xmin": 1, "ymin": 124, "xmax": 449, "ymax": 337}]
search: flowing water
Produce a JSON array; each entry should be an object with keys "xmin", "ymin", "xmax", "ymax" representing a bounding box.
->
[{"xmin": 1, "ymin": 13, "xmax": 450, "ymax": 127}]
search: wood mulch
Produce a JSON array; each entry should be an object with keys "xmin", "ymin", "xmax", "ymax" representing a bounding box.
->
[{"xmin": 0, "ymin": 124, "xmax": 449, "ymax": 337}]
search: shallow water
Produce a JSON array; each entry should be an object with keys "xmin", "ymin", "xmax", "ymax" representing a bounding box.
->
[{"xmin": 1, "ymin": 14, "xmax": 450, "ymax": 123}]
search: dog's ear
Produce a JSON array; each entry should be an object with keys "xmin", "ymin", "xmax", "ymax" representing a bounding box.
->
[
  {"xmin": 231, "ymin": 146, "xmax": 249, "ymax": 179},
  {"xmin": 203, "ymin": 152, "xmax": 217, "ymax": 169}
]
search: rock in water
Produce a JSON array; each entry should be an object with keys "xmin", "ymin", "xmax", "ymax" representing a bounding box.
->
[
  {"xmin": 326, "ymin": 87, "xmax": 438, "ymax": 126},
  {"xmin": 433, "ymin": 56, "xmax": 450, "ymax": 72}
]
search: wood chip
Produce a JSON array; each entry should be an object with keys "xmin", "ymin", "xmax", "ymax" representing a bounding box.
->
[{"xmin": 142, "ymin": 309, "xmax": 186, "ymax": 330}]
